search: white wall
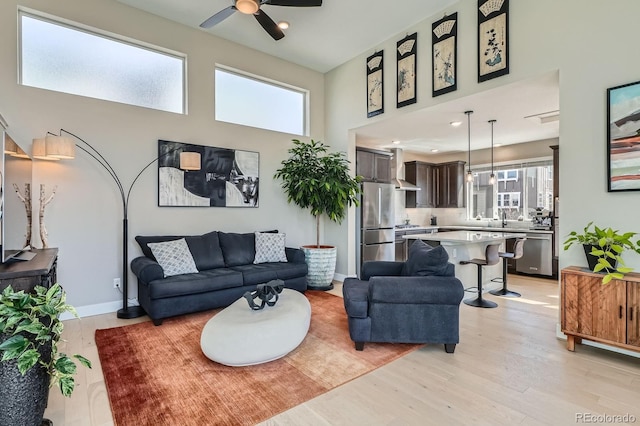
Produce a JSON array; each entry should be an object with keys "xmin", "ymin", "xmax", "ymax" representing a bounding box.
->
[
  {"xmin": 326, "ymin": 0, "xmax": 640, "ymax": 277},
  {"xmin": 0, "ymin": 0, "xmax": 325, "ymax": 309}
]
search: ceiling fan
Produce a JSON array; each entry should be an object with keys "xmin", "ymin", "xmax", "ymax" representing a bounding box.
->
[{"xmin": 200, "ymin": 0, "xmax": 322, "ymax": 41}]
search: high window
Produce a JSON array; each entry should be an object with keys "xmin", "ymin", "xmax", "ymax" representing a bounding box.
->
[
  {"xmin": 215, "ymin": 67, "xmax": 308, "ymax": 135},
  {"xmin": 469, "ymin": 160, "xmax": 553, "ymax": 220},
  {"xmin": 19, "ymin": 10, "xmax": 186, "ymax": 114}
]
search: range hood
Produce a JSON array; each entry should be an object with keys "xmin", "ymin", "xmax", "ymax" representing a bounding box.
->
[{"xmin": 390, "ymin": 148, "xmax": 420, "ymax": 191}]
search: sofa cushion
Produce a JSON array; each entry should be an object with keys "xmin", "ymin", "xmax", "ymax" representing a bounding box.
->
[
  {"xmin": 268, "ymin": 262, "xmax": 308, "ymax": 281},
  {"xmin": 254, "ymin": 232, "xmax": 288, "ymax": 264},
  {"xmin": 185, "ymin": 231, "xmax": 225, "ymax": 270},
  {"xmin": 228, "ymin": 264, "xmax": 278, "ymax": 286},
  {"xmin": 401, "ymin": 240, "xmax": 450, "ymax": 277},
  {"xmin": 147, "ymin": 268, "xmax": 244, "ymax": 299},
  {"xmin": 136, "ymin": 233, "xmax": 225, "ymax": 271},
  {"xmin": 147, "ymin": 238, "xmax": 198, "ymax": 277},
  {"xmin": 219, "ymin": 232, "xmax": 255, "ymax": 267}
]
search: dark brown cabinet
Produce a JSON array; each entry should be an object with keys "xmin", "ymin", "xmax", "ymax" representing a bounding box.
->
[
  {"xmin": 405, "ymin": 161, "xmax": 437, "ymax": 208},
  {"xmin": 0, "ymin": 248, "xmax": 58, "ymax": 293},
  {"xmin": 404, "ymin": 160, "xmax": 465, "ymax": 208},
  {"xmin": 437, "ymin": 161, "xmax": 466, "ymax": 208},
  {"xmin": 356, "ymin": 148, "xmax": 392, "ymax": 183}
]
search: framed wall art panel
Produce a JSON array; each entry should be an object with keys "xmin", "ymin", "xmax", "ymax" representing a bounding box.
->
[
  {"xmin": 607, "ymin": 80, "xmax": 640, "ymax": 192},
  {"xmin": 397, "ymin": 33, "xmax": 417, "ymax": 108},
  {"xmin": 366, "ymin": 51, "xmax": 384, "ymax": 118},
  {"xmin": 158, "ymin": 140, "xmax": 259, "ymax": 207},
  {"xmin": 478, "ymin": 0, "xmax": 509, "ymax": 82},
  {"xmin": 432, "ymin": 12, "xmax": 458, "ymax": 97}
]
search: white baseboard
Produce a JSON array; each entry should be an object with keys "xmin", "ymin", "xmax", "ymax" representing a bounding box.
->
[
  {"xmin": 555, "ymin": 323, "xmax": 640, "ymax": 359},
  {"xmin": 60, "ymin": 298, "xmax": 140, "ymax": 321}
]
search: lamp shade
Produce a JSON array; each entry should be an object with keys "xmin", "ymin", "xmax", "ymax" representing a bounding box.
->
[
  {"xmin": 45, "ymin": 135, "xmax": 76, "ymax": 159},
  {"xmin": 180, "ymin": 152, "xmax": 201, "ymax": 171},
  {"xmin": 33, "ymin": 138, "xmax": 60, "ymax": 161}
]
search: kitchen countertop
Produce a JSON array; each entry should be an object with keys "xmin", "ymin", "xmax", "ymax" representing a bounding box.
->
[
  {"xmin": 403, "ymin": 230, "xmax": 528, "ymax": 244},
  {"xmin": 395, "ymin": 225, "xmax": 552, "ymax": 234}
]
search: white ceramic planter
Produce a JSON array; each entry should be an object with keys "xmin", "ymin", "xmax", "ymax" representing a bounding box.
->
[{"xmin": 301, "ymin": 245, "xmax": 336, "ymax": 290}]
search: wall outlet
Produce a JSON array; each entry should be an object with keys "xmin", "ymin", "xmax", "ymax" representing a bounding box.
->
[{"xmin": 113, "ymin": 278, "xmax": 121, "ymax": 289}]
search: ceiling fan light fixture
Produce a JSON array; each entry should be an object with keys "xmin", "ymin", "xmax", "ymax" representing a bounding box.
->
[{"xmin": 236, "ymin": 0, "xmax": 260, "ymax": 14}]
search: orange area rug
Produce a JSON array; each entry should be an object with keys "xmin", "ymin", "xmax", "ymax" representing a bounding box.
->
[{"xmin": 95, "ymin": 291, "xmax": 422, "ymax": 425}]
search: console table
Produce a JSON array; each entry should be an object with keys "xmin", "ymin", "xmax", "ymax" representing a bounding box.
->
[{"xmin": 0, "ymin": 248, "xmax": 58, "ymax": 292}]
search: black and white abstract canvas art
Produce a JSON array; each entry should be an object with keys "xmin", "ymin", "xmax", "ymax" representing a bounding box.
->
[{"xmin": 158, "ymin": 140, "xmax": 259, "ymax": 207}]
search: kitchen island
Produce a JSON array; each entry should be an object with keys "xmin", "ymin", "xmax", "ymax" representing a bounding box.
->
[{"xmin": 404, "ymin": 231, "xmax": 527, "ymax": 291}]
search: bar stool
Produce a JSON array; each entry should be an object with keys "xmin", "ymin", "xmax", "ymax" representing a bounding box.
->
[
  {"xmin": 490, "ymin": 238, "xmax": 527, "ymax": 298},
  {"xmin": 459, "ymin": 242, "xmax": 501, "ymax": 308}
]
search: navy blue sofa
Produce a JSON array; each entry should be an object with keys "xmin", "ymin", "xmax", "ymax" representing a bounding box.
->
[
  {"xmin": 343, "ymin": 241, "xmax": 464, "ymax": 353},
  {"xmin": 131, "ymin": 231, "xmax": 307, "ymax": 325}
]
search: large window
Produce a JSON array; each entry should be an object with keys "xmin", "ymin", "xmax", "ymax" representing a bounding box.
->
[
  {"xmin": 20, "ymin": 10, "xmax": 186, "ymax": 114},
  {"xmin": 215, "ymin": 67, "xmax": 307, "ymax": 135},
  {"xmin": 469, "ymin": 161, "xmax": 553, "ymax": 220}
]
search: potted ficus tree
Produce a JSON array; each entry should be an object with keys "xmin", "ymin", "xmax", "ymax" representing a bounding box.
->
[
  {"xmin": 0, "ymin": 283, "xmax": 91, "ymax": 426},
  {"xmin": 563, "ymin": 222, "xmax": 640, "ymax": 283},
  {"xmin": 274, "ymin": 139, "xmax": 361, "ymax": 290}
]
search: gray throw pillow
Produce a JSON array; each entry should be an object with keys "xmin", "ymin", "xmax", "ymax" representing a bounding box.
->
[
  {"xmin": 401, "ymin": 239, "xmax": 450, "ymax": 276},
  {"xmin": 147, "ymin": 238, "xmax": 198, "ymax": 277},
  {"xmin": 254, "ymin": 232, "xmax": 288, "ymax": 264}
]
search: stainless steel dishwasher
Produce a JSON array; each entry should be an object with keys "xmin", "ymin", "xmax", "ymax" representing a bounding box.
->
[{"xmin": 516, "ymin": 232, "xmax": 553, "ymax": 276}]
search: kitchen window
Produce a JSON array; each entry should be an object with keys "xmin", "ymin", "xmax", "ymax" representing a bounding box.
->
[{"xmin": 469, "ymin": 160, "xmax": 553, "ymax": 220}]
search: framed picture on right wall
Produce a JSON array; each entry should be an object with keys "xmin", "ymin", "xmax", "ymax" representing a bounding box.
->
[
  {"xmin": 607, "ymin": 80, "xmax": 640, "ymax": 192},
  {"xmin": 478, "ymin": 0, "xmax": 509, "ymax": 82}
]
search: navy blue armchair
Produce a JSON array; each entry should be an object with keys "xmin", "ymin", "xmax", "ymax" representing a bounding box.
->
[{"xmin": 343, "ymin": 252, "xmax": 464, "ymax": 353}]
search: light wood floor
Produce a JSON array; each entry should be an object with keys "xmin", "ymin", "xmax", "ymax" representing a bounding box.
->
[{"xmin": 45, "ymin": 275, "xmax": 640, "ymax": 425}]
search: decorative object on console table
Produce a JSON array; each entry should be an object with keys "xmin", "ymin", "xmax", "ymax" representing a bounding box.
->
[
  {"xmin": 274, "ymin": 139, "xmax": 361, "ymax": 290},
  {"xmin": 366, "ymin": 50, "xmax": 384, "ymax": 118},
  {"xmin": 0, "ymin": 282, "xmax": 91, "ymax": 426},
  {"xmin": 396, "ymin": 32, "xmax": 417, "ymax": 108},
  {"xmin": 563, "ymin": 222, "xmax": 640, "ymax": 284},
  {"xmin": 561, "ymin": 266, "xmax": 640, "ymax": 354},
  {"xmin": 36, "ymin": 130, "xmax": 201, "ymax": 319},
  {"xmin": 607, "ymin": 79, "xmax": 640, "ymax": 192},
  {"xmin": 432, "ymin": 12, "xmax": 457, "ymax": 97},
  {"xmin": 478, "ymin": 0, "xmax": 509, "ymax": 82},
  {"xmin": 38, "ymin": 184, "xmax": 56, "ymax": 249},
  {"xmin": 157, "ymin": 140, "xmax": 259, "ymax": 207}
]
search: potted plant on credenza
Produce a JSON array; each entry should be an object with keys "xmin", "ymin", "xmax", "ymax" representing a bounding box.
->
[
  {"xmin": 275, "ymin": 139, "xmax": 361, "ymax": 290},
  {"xmin": 0, "ymin": 283, "xmax": 91, "ymax": 425},
  {"xmin": 563, "ymin": 221, "xmax": 640, "ymax": 283}
]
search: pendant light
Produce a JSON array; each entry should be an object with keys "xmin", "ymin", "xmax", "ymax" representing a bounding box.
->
[
  {"xmin": 465, "ymin": 110, "xmax": 474, "ymax": 183},
  {"xmin": 488, "ymin": 119, "xmax": 496, "ymax": 185}
]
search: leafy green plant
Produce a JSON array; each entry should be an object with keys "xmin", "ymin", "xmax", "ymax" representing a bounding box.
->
[
  {"xmin": 564, "ymin": 222, "xmax": 640, "ymax": 284},
  {"xmin": 0, "ymin": 283, "xmax": 91, "ymax": 397},
  {"xmin": 274, "ymin": 139, "xmax": 362, "ymax": 247}
]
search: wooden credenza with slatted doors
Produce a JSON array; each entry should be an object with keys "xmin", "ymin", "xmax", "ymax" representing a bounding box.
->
[
  {"xmin": 561, "ymin": 266, "xmax": 640, "ymax": 353},
  {"xmin": 0, "ymin": 248, "xmax": 58, "ymax": 293}
]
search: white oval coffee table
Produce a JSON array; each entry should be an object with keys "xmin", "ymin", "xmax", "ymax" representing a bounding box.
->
[{"xmin": 200, "ymin": 289, "xmax": 311, "ymax": 366}]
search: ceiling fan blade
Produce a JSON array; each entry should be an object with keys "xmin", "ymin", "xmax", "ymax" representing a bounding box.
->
[
  {"xmin": 265, "ymin": 0, "xmax": 322, "ymax": 6},
  {"xmin": 254, "ymin": 9, "xmax": 285, "ymax": 40},
  {"xmin": 200, "ymin": 6, "xmax": 237, "ymax": 29}
]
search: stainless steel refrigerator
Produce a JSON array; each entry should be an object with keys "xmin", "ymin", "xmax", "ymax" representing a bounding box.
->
[{"xmin": 356, "ymin": 182, "xmax": 395, "ymax": 278}]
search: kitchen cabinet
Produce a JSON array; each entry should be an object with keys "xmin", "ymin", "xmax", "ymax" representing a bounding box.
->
[
  {"xmin": 404, "ymin": 160, "xmax": 465, "ymax": 208},
  {"xmin": 356, "ymin": 148, "xmax": 392, "ymax": 183},
  {"xmin": 404, "ymin": 161, "xmax": 437, "ymax": 208},
  {"xmin": 437, "ymin": 161, "xmax": 466, "ymax": 208},
  {"xmin": 561, "ymin": 266, "xmax": 640, "ymax": 353}
]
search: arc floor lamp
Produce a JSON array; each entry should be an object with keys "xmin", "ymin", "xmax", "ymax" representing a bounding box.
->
[{"xmin": 40, "ymin": 130, "xmax": 201, "ymax": 319}]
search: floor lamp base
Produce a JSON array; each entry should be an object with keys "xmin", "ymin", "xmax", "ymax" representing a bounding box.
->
[{"xmin": 117, "ymin": 305, "xmax": 146, "ymax": 319}]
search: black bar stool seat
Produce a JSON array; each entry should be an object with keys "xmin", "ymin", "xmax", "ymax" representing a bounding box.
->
[
  {"xmin": 490, "ymin": 238, "xmax": 527, "ymax": 298},
  {"xmin": 459, "ymin": 242, "xmax": 501, "ymax": 308}
]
